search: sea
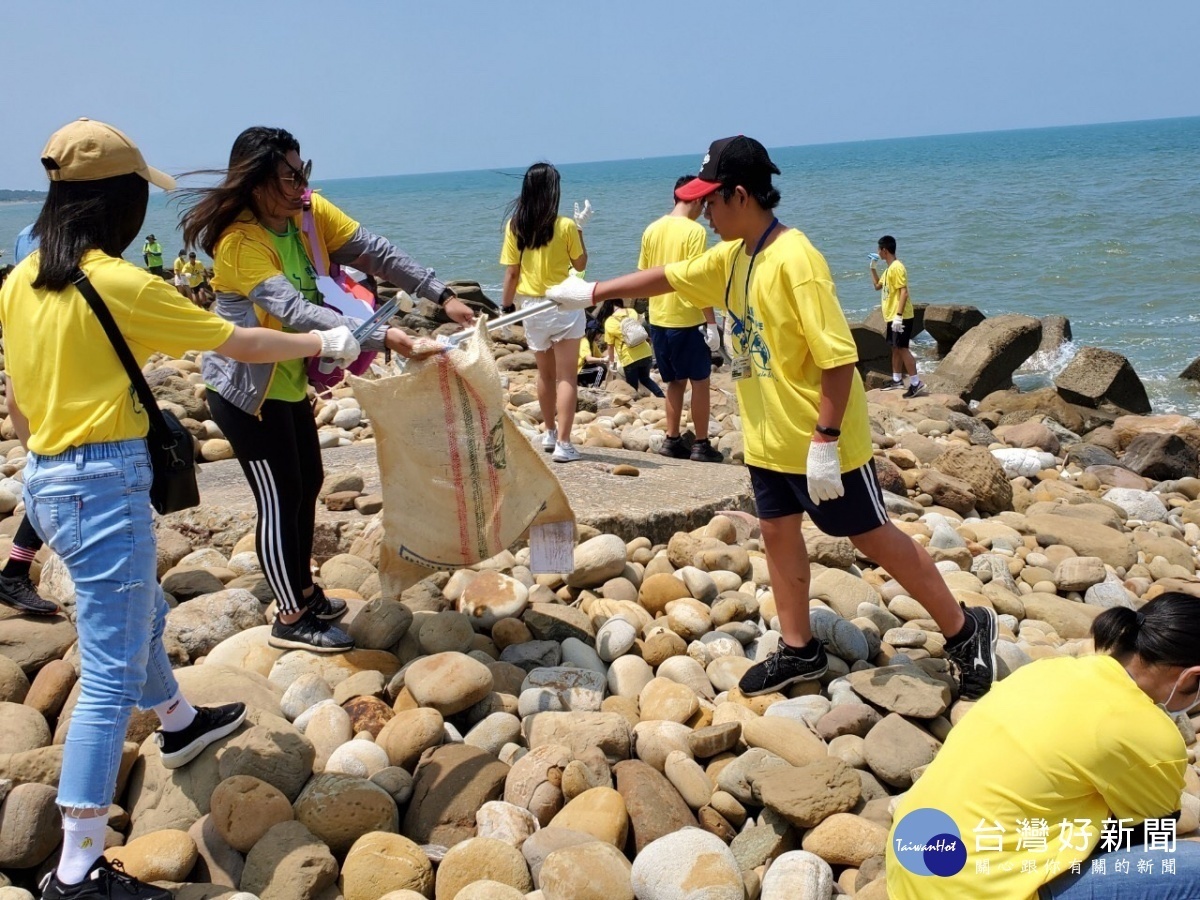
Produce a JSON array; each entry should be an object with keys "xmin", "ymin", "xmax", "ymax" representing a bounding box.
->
[{"xmin": 3, "ymin": 116, "xmax": 1199, "ymax": 414}]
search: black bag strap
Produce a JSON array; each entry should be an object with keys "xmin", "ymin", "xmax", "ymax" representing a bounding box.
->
[{"xmin": 71, "ymin": 269, "xmax": 172, "ymax": 445}]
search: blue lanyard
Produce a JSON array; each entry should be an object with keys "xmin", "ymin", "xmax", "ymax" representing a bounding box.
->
[{"xmin": 724, "ymin": 217, "xmax": 779, "ymax": 336}]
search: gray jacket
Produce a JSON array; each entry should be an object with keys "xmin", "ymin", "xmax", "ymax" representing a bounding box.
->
[{"xmin": 202, "ymin": 226, "xmax": 448, "ymax": 415}]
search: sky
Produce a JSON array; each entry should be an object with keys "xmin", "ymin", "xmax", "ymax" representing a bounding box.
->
[{"xmin": 0, "ymin": 0, "xmax": 1196, "ymax": 190}]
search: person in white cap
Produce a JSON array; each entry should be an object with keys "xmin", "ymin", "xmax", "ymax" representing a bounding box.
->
[{"xmin": 1, "ymin": 118, "xmax": 361, "ymax": 900}]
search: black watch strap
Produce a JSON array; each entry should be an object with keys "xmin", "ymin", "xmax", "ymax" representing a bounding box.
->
[{"xmin": 815, "ymin": 424, "xmax": 841, "ymax": 438}]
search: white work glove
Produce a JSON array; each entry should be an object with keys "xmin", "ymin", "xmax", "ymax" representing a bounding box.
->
[
  {"xmin": 607, "ymin": 359, "xmax": 619, "ymax": 374},
  {"xmin": 704, "ymin": 324, "xmax": 721, "ymax": 353},
  {"xmin": 891, "ymin": 316, "xmax": 905, "ymax": 332},
  {"xmin": 545, "ymin": 278, "xmax": 597, "ymax": 310},
  {"xmin": 806, "ymin": 439, "xmax": 845, "ymax": 504},
  {"xmin": 573, "ymin": 200, "xmax": 594, "ymax": 229},
  {"xmin": 311, "ymin": 325, "xmax": 361, "ymax": 364}
]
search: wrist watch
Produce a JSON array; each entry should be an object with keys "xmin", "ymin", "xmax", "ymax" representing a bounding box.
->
[{"xmin": 815, "ymin": 424, "xmax": 841, "ymax": 438}]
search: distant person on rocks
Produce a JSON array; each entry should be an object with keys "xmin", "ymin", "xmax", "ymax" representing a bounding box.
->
[
  {"xmin": 641, "ymin": 174, "xmax": 723, "ymax": 462},
  {"xmin": 180, "ymin": 125, "xmax": 474, "ymax": 654},
  {"xmin": 871, "ymin": 234, "xmax": 923, "ymax": 396},
  {"xmin": 173, "ymin": 247, "xmax": 191, "ymax": 300},
  {"xmin": 544, "ymin": 135, "xmax": 997, "ymax": 701},
  {"xmin": 3, "ymin": 117, "xmax": 353, "ymax": 900},
  {"xmin": 499, "ymin": 162, "xmax": 591, "ymax": 463},
  {"xmin": 183, "ymin": 251, "xmax": 206, "ymax": 305},
  {"xmin": 602, "ymin": 298, "xmax": 665, "ymax": 399},
  {"xmin": 889, "ymin": 593, "xmax": 1200, "ymax": 900},
  {"xmin": 14, "ymin": 222, "xmax": 37, "ymax": 263},
  {"xmin": 577, "ymin": 316, "xmax": 607, "ymax": 387},
  {"xmin": 142, "ymin": 233, "xmax": 163, "ymax": 275}
]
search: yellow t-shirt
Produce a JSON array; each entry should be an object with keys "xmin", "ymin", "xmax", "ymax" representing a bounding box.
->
[
  {"xmin": 577, "ymin": 337, "xmax": 602, "ymax": 373},
  {"xmin": 881, "ymin": 259, "xmax": 913, "ymax": 320},
  {"xmin": 664, "ymin": 229, "xmax": 871, "ymax": 474},
  {"xmin": 211, "ymin": 192, "xmax": 360, "ymax": 403},
  {"xmin": 499, "ymin": 216, "xmax": 582, "ymax": 297},
  {"xmin": 888, "ymin": 654, "xmax": 1187, "ymax": 900},
  {"xmin": 183, "ymin": 260, "xmax": 206, "ymax": 288},
  {"xmin": 173, "ymin": 256, "xmax": 187, "ymax": 277},
  {"xmin": 0, "ymin": 251, "xmax": 234, "ymax": 455},
  {"xmin": 639, "ymin": 215, "xmax": 708, "ymax": 328},
  {"xmin": 604, "ymin": 307, "xmax": 652, "ymax": 369}
]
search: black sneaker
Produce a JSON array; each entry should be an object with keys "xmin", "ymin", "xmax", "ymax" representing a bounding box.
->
[
  {"xmin": 269, "ymin": 610, "xmax": 354, "ymax": 654},
  {"xmin": 738, "ymin": 640, "xmax": 828, "ymax": 696},
  {"xmin": 658, "ymin": 435, "xmax": 689, "ymax": 459},
  {"xmin": 879, "ymin": 380, "xmax": 905, "ymax": 391},
  {"xmin": 945, "ymin": 604, "xmax": 998, "ymax": 701},
  {"xmin": 41, "ymin": 857, "xmax": 174, "ymax": 899},
  {"xmin": 0, "ymin": 572, "xmax": 59, "ymax": 616},
  {"xmin": 304, "ymin": 585, "xmax": 347, "ymax": 621},
  {"xmin": 903, "ymin": 381, "xmax": 927, "ymax": 398},
  {"xmin": 155, "ymin": 702, "xmax": 246, "ymax": 769},
  {"xmin": 689, "ymin": 441, "xmax": 724, "ymax": 463}
]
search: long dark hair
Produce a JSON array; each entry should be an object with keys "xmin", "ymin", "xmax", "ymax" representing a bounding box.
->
[
  {"xmin": 178, "ymin": 126, "xmax": 300, "ymax": 256},
  {"xmin": 507, "ymin": 162, "xmax": 560, "ymax": 252},
  {"xmin": 31, "ymin": 174, "xmax": 148, "ymax": 291},
  {"xmin": 1093, "ymin": 592, "xmax": 1200, "ymax": 667}
]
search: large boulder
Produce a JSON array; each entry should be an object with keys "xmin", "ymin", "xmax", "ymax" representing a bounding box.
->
[
  {"xmin": 1054, "ymin": 347, "xmax": 1151, "ymax": 415},
  {"xmin": 850, "ymin": 324, "xmax": 892, "ymax": 376},
  {"xmin": 401, "ymin": 743, "xmax": 508, "ymax": 847},
  {"xmin": 164, "ymin": 589, "xmax": 266, "ymax": 662},
  {"xmin": 922, "ymin": 305, "xmax": 986, "ymax": 357},
  {"xmin": 1037, "ymin": 315, "xmax": 1073, "ymax": 356},
  {"xmin": 978, "ymin": 387, "xmax": 1086, "ymax": 433},
  {"xmin": 925, "ymin": 314, "xmax": 1041, "ymax": 401},
  {"xmin": 0, "ymin": 609, "xmax": 77, "ymax": 675},
  {"xmin": 931, "ymin": 444, "xmax": 1013, "ymax": 515},
  {"xmin": 240, "ymin": 820, "xmax": 338, "ymax": 900},
  {"xmin": 293, "ymin": 773, "xmax": 398, "ymax": 856},
  {"xmin": 1122, "ymin": 433, "xmax": 1199, "ymax": 481},
  {"xmin": 863, "ymin": 305, "xmax": 926, "ymax": 339}
]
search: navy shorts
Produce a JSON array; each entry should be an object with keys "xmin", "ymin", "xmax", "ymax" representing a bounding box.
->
[
  {"xmin": 650, "ymin": 324, "xmax": 712, "ymax": 383},
  {"xmin": 885, "ymin": 321, "xmax": 911, "ymax": 349},
  {"xmin": 748, "ymin": 460, "xmax": 890, "ymax": 537}
]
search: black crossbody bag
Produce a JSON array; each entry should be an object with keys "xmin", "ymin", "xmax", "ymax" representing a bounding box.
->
[{"xmin": 72, "ymin": 270, "xmax": 200, "ymax": 514}]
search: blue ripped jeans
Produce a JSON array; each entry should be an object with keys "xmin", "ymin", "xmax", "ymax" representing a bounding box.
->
[{"xmin": 24, "ymin": 439, "xmax": 178, "ymax": 809}]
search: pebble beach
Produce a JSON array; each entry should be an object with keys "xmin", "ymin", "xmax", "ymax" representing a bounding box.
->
[{"xmin": 1, "ymin": 289, "xmax": 1200, "ymax": 900}]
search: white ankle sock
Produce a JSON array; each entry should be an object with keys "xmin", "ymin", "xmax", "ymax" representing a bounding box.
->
[
  {"xmin": 57, "ymin": 813, "xmax": 109, "ymax": 884},
  {"xmin": 910, "ymin": 377, "xmax": 922, "ymax": 386},
  {"xmin": 892, "ymin": 373, "xmax": 902, "ymax": 383},
  {"xmin": 153, "ymin": 693, "xmax": 197, "ymax": 733}
]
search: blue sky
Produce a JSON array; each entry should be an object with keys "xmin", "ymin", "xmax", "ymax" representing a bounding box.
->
[{"xmin": 1, "ymin": 0, "xmax": 1195, "ymax": 189}]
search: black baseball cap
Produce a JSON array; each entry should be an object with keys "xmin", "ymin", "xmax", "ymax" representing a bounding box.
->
[{"xmin": 675, "ymin": 136, "xmax": 780, "ymax": 202}]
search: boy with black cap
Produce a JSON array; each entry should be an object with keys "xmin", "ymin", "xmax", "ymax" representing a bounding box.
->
[{"xmin": 544, "ymin": 135, "xmax": 997, "ymax": 701}]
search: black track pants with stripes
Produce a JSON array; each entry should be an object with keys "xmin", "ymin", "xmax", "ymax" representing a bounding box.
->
[{"xmin": 207, "ymin": 391, "xmax": 322, "ymax": 615}]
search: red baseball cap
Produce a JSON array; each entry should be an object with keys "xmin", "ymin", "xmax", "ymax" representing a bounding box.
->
[{"xmin": 675, "ymin": 135, "xmax": 780, "ymax": 202}]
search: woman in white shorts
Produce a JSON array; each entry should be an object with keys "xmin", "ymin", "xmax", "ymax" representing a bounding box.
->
[{"xmin": 500, "ymin": 162, "xmax": 590, "ymax": 462}]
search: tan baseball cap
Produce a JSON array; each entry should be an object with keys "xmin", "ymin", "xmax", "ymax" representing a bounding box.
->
[{"xmin": 40, "ymin": 118, "xmax": 175, "ymax": 190}]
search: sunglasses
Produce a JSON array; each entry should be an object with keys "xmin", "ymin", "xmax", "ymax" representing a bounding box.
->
[{"xmin": 279, "ymin": 158, "xmax": 312, "ymax": 188}]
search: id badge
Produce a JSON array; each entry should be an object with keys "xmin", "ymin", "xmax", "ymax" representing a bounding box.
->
[{"xmin": 731, "ymin": 355, "xmax": 752, "ymax": 380}]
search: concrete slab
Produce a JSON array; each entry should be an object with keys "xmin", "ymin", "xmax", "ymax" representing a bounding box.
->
[{"xmin": 183, "ymin": 439, "xmax": 755, "ymax": 551}]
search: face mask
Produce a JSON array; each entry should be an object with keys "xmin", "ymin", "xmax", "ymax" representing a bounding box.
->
[{"xmin": 1157, "ymin": 672, "xmax": 1200, "ymax": 718}]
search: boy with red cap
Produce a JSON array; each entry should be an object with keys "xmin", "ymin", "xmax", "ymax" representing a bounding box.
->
[{"xmin": 544, "ymin": 135, "xmax": 997, "ymax": 700}]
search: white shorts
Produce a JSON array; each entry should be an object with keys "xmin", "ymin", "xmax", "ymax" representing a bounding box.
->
[
  {"xmin": 174, "ymin": 274, "xmax": 186, "ymax": 287},
  {"xmin": 519, "ymin": 294, "xmax": 585, "ymax": 352}
]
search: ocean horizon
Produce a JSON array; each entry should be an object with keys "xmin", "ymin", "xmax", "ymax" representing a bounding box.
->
[{"xmin": 4, "ymin": 115, "xmax": 1199, "ymax": 414}]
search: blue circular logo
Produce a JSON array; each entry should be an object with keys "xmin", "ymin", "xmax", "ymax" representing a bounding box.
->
[{"xmin": 893, "ymin": 808, "xmax": 967, "ymax": 877}]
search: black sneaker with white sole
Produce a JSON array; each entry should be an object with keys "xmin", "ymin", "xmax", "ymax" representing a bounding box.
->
[
  {"xmin": 879, "ymin": 380, "xmax": 905, "ymax": 391},
  {"xmin": 0, "ymin": 572, "xmax": 60, "ymax": 616},
  {"xmin": 738, "ymin": 639, "xmax": 829, "ymax": 696},
  {"xmin": 40, "ymin": 857, "xmax": 174, "ymax": 899},
  {"xmin": 304, "ymin": 585, "xmax": 346, "ymax": 621},
  {"xmin": 903, "ymin": 381, "xmax": 927, "ymax": 398},
  {"xmin": 155, "ymin": 702, "xmax": 246, "ymax": 769},
  {"xmin": 269, "ymin": 610, "xmax": 354, "ymax": 653},
  {"xmin": 945, "ymin": 604, "xmax": 998, "ymax": 701}
]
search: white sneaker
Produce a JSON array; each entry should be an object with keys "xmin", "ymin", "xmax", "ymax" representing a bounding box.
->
[
  {"xmin": 542, "ymin": 428, "xmax": 557, "ymax": 452},
  {"xmin": 552, "ymin": 441, "xmax": 581, "ymax": 463}
]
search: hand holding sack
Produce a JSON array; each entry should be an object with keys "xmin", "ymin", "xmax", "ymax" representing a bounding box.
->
[{"xmin": 806, "ymin": 439, "xmax": 845, "ymax": 504}]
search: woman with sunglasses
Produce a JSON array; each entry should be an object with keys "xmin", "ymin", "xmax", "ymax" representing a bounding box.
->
[{"xmin": 180, "ymin": 126, "xmax": 474, "ymax": 654}]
